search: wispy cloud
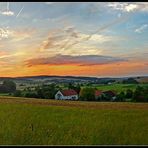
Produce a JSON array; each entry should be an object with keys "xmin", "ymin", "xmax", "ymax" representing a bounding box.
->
[
  {"xmin": 108, "ymin": 3, "xmax": 137, "ymax": 12},
  {"xmin": 39, "ymin": 30, "xmax": 116, "ymax": 53},
  {"xmin": 0, "ymin": 27, "xmax": 36, "ymax": 41},
  {"xmin": 0, "ymin": 51, "xmax": 7, "ymax": 56},
  {"xmin": 60, "ymin": 14, "xmax": 129, "ymax": 50},
  {"xmin": 39, "ymin": 15, "xmax": 127, "ymax": 52},
  {"xmin": 0, "ymin": 27, "xmax": 11, "ymax": 40},
  {"xmin": 135, "ymin": 24, "xmax": 148, "ymax": 33},
  {"xmin": 1, "ymin": 11, "xmax": 14, "ymax": 16},
  {"xmin": 107, "ymin": 2, "xmax": 148, "ymax": 12},
  {"xmin": 11, "ymin": 29, "xmax": 36, "ymax": 41},
  {"xmin": 0, "ymin": 52, "xmax": 24, "ymax": 59},
  {"xmin": 0, "ymin": 2, "xmax": 14, "ymax": 16},
  {"xmin": 25, "ymin": 54, "xmax": 127, "ymax": 67}
]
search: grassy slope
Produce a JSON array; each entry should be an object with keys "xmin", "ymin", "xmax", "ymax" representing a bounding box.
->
[
  {"xmin": 0, "ymin": 96, "xmax": 148, "ymax": 145},
  {"xmin": 93, "ymin": 84, "xmax": 148, "ymax": 92}
]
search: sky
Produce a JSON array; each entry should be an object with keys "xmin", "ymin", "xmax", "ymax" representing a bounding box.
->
[{"xmin": 0, "ymin": 2, "xmax": 148, "ymax": 77}]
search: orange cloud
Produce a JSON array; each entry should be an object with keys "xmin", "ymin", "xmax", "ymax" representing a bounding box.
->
[
  {"xmin": 0, "ymin": 50, "xmax": 147, "ymax": 78},
  {"xmin": 27, "ymin": 61, "xmax": 146, "ymax": 77},
  {"xmin": 25, "ymin": 54, "xmax": 127, "ymax": 67},
  {"xmin": 0, "ymin": 51, "xmax": 7, "ymax": 56},
  {"xmin": 0, "ymin": 59, "xmax": 146, "ymax": 77}
]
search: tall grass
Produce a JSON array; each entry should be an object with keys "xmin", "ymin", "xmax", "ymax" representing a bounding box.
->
[{"xmin": 0, "ymin": 101, "xmax": 147, "ymax": 145}]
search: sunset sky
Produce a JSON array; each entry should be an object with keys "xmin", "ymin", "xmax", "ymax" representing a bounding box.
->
[{"xmin": 0, "ymin": 2, "xmax": 148, "ymax": 77}]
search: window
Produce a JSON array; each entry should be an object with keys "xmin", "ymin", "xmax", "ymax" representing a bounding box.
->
[{"xmin": 72, "ymin": 96, "xmax": 76, "ymax": 100}]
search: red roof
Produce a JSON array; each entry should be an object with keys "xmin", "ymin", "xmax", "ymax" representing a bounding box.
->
[
  {"xmin": 95, "ymin": 90, "xmax": 103, "ymax": 96},
  {"xmin": 102, "ymin": 90, "xmax": 116, "ymax": 96},
  {"xmin": 61, "ymin": 89, "xmax": 78, "ymax": 96}
]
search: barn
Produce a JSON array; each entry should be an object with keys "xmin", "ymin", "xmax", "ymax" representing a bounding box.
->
[{"xmin": 55, "ymin": 89, "xmax": 78, "ymax": 100}]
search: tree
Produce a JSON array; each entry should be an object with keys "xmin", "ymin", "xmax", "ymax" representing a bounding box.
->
[
  {"xmin": 132, "ymin": 86, "xmax": 147, "ymax": 102},
  {"xmin": 74, "ymin": 84, "xmax": 81, "ymax": 94},
  {"xmin": 125, "ymin": 89, "xmax": 133, "ymax": 98},
  {"xmin": 68, "ymin": 83, "xmax": 81, "ymax": 95},
  {"xmin": 13, "ymin": 90, "xmax": 22, "ymax": 97},
  {"xmin": 116, "ymin": 91, "xmax": 125, "ymax": 102},
  {"xmin": 68, "ymin": 82, "xmax": 75, "ymax": 89},
  {"xmin": 79, "ymin": 87, "xmax": 95, "ymax": 101},
  {"xmin": 0, "ymin": 80, "xmax": 16, "ymax": 93},
  {"xmin": 35, "ymin": 83, "xmax": 57, "ymax": 99}
]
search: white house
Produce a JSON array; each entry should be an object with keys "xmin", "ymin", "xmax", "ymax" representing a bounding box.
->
[{"xmin": 55, "ymin": 89, "xmax": 78, "ymax": 100}]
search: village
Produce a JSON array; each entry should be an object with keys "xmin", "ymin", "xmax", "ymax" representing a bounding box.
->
[
  {"xmin": 0, "ymin": 78, "xmax": 148, "ymax": 102},
  {"xmin": 55, "ymin": 89, "xmax": 116, "ymax": 101}
]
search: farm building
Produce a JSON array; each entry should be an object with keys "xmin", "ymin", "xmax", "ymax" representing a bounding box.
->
[
  {"xmin": 95, "ymin": 90, "xmax": 117, "ymax": 101},
  {"xmin": 95, "ymin": 90, "xmax": 103, "ymax": 100},
  {"xmin": 55, "ymin": 89, "xmax": 78, "ymax": 100},
  {"xmin": 102, "ymin": 90, "xmax": 117, "ymax": 101}
]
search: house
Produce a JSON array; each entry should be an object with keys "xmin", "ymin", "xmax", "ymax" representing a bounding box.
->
[
  {"xmin": 95, "ymin": 90, "xmax": 103, "ymax": 100},
  {"xmin": 55, "ymin": 89, "xmax": 78, "ymax": 100},
  {"xmin": 94, "ymin": 90, "xmax": 117, "ymax": 101},
  {"xmin": 102, "ymin": 90, "xmax": 117, "ymax": 101}
]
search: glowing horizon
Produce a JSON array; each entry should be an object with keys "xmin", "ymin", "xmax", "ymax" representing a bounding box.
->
[{"xmin": 0, "ymin": 2, "xmax": 148, "ymax": 77}]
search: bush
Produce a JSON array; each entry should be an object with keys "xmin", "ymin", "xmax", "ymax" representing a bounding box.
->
[
  {"xmin": 24, "ymin": 92, "xmax": 38, "ymax": 98},
  {"xmin": 13, "ymin": 90, "xmax": 22, "ymax": 97},
  {"xmin": 116, "ymin": 91, "xmax": 125, "ymax": 102},
  {"xmin": 35, "ymin": 84, "xmax": 57, "ymax": 99},
  {"xmin": 132, "ymin": 86, "xmax": 148, "ymax": 102},
  {"xmin": 79, "ymin": 87, "xmax": 95, "ymax": 101},
  {"xmin": 125, "ymin": 89, "xmax": 133, "ymax": 98}
]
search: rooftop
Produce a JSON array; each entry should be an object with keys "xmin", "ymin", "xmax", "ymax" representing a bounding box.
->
[{"xmin": 60, "ymin": 89, "xmax": 78, "ymax": 96}]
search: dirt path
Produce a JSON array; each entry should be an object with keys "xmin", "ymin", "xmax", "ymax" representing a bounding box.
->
[{"xmin": 0, "ymin": 96, "xmax": 148, "ymax": 110}]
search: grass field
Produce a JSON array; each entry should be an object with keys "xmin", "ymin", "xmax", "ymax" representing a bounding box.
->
[
  {"xmin": 0, "ymin": 93, "xmax": 10, "ymax": 96},
  {"xmin": 92, "ymin": 83, "xmax": 148, "ymax": 93},
  {"xmin": 0, "ymin": 96, "xmax": 148, "ymax": 145}
]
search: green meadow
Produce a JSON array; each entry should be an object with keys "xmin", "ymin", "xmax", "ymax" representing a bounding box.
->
[
  {"xmin": 92, "ymin": 83, "xmax": 148, "ymax": 93},
  {"xmin": 0, "ymin": 96, "xmax": 148, "ymax": 145}
]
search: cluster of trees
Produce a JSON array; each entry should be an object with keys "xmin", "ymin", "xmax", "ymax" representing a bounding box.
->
[
  {"xmin": 79, "ymin": 86, "xmax": 148, "ymax": 102},
  {"xmin": 79, "ymin": 88, "xmax": 115, "ymax": 102},
  {"xmin": 116, "ymin": 89, "xmax": 133, "ymax": 102},
  {"xmin": 122, "ymin": 78, "xmax": 139, "ymax": 84},
  {"xmin": 68, "ymin": 83, "xmax": 81, "ymax": 94},
  {"xmin": 79, "ymin": 87, "xmax": 96, "ymax": 101},
  {"xmin": 116, "ymin": 86, "xmax": 148, "ymax": 102},
  {"xmin": 132, "ymin": 86, "xmax": 148, "ymax": 102},
  {"xmin": 0, "ymin": 80, "xmax": 16, "ymax": 93},
  {"xmin": 14, "ymin": 83, "xmax": 58, "ymax": 99}
]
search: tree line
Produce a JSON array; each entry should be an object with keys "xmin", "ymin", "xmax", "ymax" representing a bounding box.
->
[
  {"xmin": 0, "ymin": 80, "xmax": 147, "ymax": 102},
  {"xmin": 79, "ymin": 86, "xmax": 148, "ymax": 102}
]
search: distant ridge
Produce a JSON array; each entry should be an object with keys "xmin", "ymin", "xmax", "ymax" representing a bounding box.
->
[
  {"xmin": 0, "ymin": 75, "xmax": 148, "ymax": 80},
  {"xmin": 1, "ymin": 75, "xmax": 96, "ymax": 79}
]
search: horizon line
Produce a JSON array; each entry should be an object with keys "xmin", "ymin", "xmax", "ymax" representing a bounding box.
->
[{"xmin": 0, "ymin": 74, "xmax": 148, "ymax": 79}]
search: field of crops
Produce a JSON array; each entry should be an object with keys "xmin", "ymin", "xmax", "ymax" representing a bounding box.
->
[{"xmin": 0, "ymin": 96, "xmax": 148, "ymax": 145}]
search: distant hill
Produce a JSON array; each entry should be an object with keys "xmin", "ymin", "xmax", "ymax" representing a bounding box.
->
[
  {"xmin": 0, "ymin": 75, "xmax": 148, "ymax": 84},
  {"xmin": 135, "ymin": 76, "xmax": 148, "ymax": 83}
]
